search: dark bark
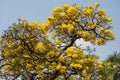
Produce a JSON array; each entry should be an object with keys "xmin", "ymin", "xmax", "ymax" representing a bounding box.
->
[{"xmin": 49, "ymin": 70, "xmax": 59, "ymax": 80}]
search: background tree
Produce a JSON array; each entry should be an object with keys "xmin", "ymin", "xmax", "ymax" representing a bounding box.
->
[
  {"xmin": 0, "ymin": 3, "xmax": 116, "ymax": 80},
  {"xmin": 105, "ymin": 51, "xmax": 120, "ymax": 65},
  {"xmin": 105, "ymin": 51, "xmax": 120, "ymax": 80}
]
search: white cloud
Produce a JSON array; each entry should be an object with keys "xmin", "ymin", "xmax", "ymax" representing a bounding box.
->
[{"xmin": 75, "ymin": 38, "xmax": 92, "ymax": 48}]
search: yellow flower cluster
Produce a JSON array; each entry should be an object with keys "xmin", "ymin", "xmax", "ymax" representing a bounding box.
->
[
  {"xmin": 34, "ymin": 42, "xmax": 46, "ymax": 53},
  {"xmin": 103, "ymin": 16, "xmax": 112, "ymax": 22},
  {"xmin": 3, "ymin": 50, "xmax": 9, "ymax": 57},
  {"xmin": 83, "ymin": 7, "xmax": 93, "ymax": 15},
  {"xmin": 46, "ymin": 51, "xmax": 55, "ymax": 59},
  {"xmin": 47, "ymin": 3, "xmax": 114, "ymax": 46},
  {"xmin": 15, "ymin": 19, "xmax": 51, "ymax": 34},
  {"xmin": 59, "ymin": 23, "xmax": 74, "ymax": 32},
  {"xmin": 78, "ymin": 31, "xmax": 90, "ymax": 39},
  {"xmin": 97, "ymin": 9, "xmax": 106, "ymax": 16},
  {"xmin": 103, "ymin": 29, "xmax": 115, "ymax": 40},
  {"xmin": 36, "ymin": 65, "xmax": 44, "ymax": 75},
  {"xmin": 96, "ymin": 38, "xmax": 105, "ymax": 45},
  {"xmin": 23, "ymin": 53, "xmax": 31, "ymax": 58},
  {"xmin": 59, "ymin": 55, "xmax": 65, "ymax": 61},
  {"xmin": 67, "ymin": 5, "xmax": 80, "ymax": 16},
  {"xmin": 88, "ymin": 21, "xmax": 97, "ymax": 29},
  {"xmin": 41, "ymin": 21, "xmax": 51, "ymax": 33},
  {"xmin": 26, "ymin": 63, "xmax": 32, "ymax": 70},
  {"xmin": 27, "ymin": 21, "xmax": 41, "ymax": 28},
  {"xmin": 56, "ymin": 63, "xmax": 66, "ymax": 73},
  {"xmin": 65, "ymin": 47, "xmax": 82, "ymax": 57},
  {"xmin": 70, "ymin": 63, "xmax": 82, "ymax": 69}
]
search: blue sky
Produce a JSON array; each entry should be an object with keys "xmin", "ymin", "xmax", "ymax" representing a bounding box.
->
[{"xmin": 0, "ymin": 0, "xmax": 120, "ymax": 60}]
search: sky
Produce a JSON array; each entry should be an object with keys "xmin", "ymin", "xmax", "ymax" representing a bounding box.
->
[{"xmin": 0, "ymin": 0, "xmax": 120, "ymax": 61}]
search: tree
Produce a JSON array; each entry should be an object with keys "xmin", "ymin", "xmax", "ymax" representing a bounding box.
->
[
  {"xmin": 105, "ymin": 51, "xmax": 120, "ymax": 80},
  {"xmin": 0, "ymin": 3, "xmax": 116, "ymax": 80},
  {"xmin": 105, "ymin": 51, "xmax": 120, "ymax": 65}
]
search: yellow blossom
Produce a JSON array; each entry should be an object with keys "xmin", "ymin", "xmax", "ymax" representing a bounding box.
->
[
  {"xmin": 66, "ymin": 47, "xmax": 74, "ymax": 54},
  {"xmin": 55, "ymin": 39, "xmax": 60, "ymax": 45},
  {"xmin": 85, "ymin": 66, "xmax": 89, "ymax": 70},
  {"xmin": 53, "ymin": 6, "xmax": 62, "ymax": 12},
  {"xmin": 96, "ymin": 38, "xmax": 105, "ymax": 45},
  {"xmin": 82, "ymin": 70, "xmax": 87, "ymax": 75},
  {"xmin": 72, "ymin": 54, "xmax": 78, "ymax": 58},
  {"xmin": 47, "ymin": 16, "xmax": 54, "ymax": 21},
  {"xmin": 5, "ymin": 65, "xmax": 11, "ymax": 71},
  {"xmin": 60, "ymin": 66, "xmax": 66, "ymax": 73},
  {"xmin": 111, "ymin": 34, "xmax": 115, "ymax": 40},
  {"xmin": 63, "ymin": 4, "xmax": 69, "ymax": 10},
  {"xmin": 97, "ymin": 61, "xmax": 103, "ymax": 65},
  {"xmin": 99, "ymin": 75, "xmax": 103, "ymax": 79},
  {"xmin": 77, "ymin": 59, "xmax": 84, "ymax": 64},
  {"xmin": 27, "ymin": 23, "xmax": 33, "ymax": 27},
  {"xmin": 70, "ymin": 75, "xmax": 76, "ymax": 80},
  {"xmin": 98, "ymin": 64, "xmax": 103, "ymax": 69},
  {"xmin": 51, "ymin": 32, "xmax": 58, "ymax": 39},
  {"xmin": 104, "ymin": 30, "xmax": 112, "ymax": 36},
  {"xmin": 103, "ymin": 16, "xmax": 112, "ymax": 22},
  {"xmin": 97, "ymin": 9, "xmax": 106, "ymax": 16},
  {"xmin": 70, "ymin": 63, "xmax": 74, "ymax": 68},
  {"xmin": 113, "ymin": 65, "xmax": 117, "ymax": 70},
  {"xmin": 37, "ymin": 70, "xmax": 43, "ymax": 75},
  {"xmin": 56, "ymin": 64, "xmax": 61, "ymax": 70},
  {"xmin": 4, "ymin": 50, "xmax": 9, "ymax": 57},
  {"xmin": 23, "ymin": 53, "xmax": 30, "ymax": 58},
  {"xmin": 67, "ymin": 24, "xmax": 74, "ymax": 32},
  {"xmin": 45, "ymin": 61, "xmax": 49, "ymax": 65},
  {"xmin": 88, "ymin": 4, "xmax": 94, "ymax": 9},
  {"xmin": 41, "ymin": 21, "xmax": 50, "ymax": 33},
  {"xmin": 59, "ymin": 55, "xmax": 65, "ymax": 61},
  {"xmin": 59, "ymin": 12, "xmax": 66, "ymax": 17},
  {"xmin": 67, "ymin": 53, "xmax": 72, "ymax": 57},
  {"xmin": 106, "ymin": 16, "xmax": 112, "ymax": 22},
  {"xmin": 95, "ymin": 2, "xmax": 100, "ymax": 8},
  {"xmin": 78, "ymin": 31, "xmax": 90, "ymax": 39},
  {"xmin": 74, "ymin": 64, "xmax": 82, "ymax": 69},
  {"xmin": 11, "ymin": 59, "xmax": 16, "ymax": 64},
  {"xmin": 88, "ymin": 21, "xmax": 93, "ymax": 27},
  {"xmin": 34, "ymin": 42, "xmax": 46, "ymax": 53},
  {"xmin": 83, "ymin": 8, "xmax": 93, "ymax": 15},
  {"xmin": 32, "ymin": 21, "xmax": 41, "ymax": 27},
  {"xmin": 36, "ymin": 65, "xmax": 44, "ymax": 72},
  {"xmin": 74, "ymin": 5, "xmax": 80, "ymax": 9},
  {"xmin": 46, "ymin": 51, "xmax": 55, "ymax": 58},
  {"xmin": 85, "ymin": 75, "xmax": 91, "ymax": 80},
  {"xmin": 60, "ymin": 23, "xmax": 68, "ymax": 30},
  {"xmin": 67, "ymin": 7, "xmax": 77, "ymax": 16},
  {"xmin": 26, "ymin": 64, "xmax": 32, "ymax": 69}
]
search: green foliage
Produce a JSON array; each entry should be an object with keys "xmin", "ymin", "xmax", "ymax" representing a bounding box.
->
[
  {"xmin": 105, "ymin": 51, "xmax": 120, "ymax": 80},
  {"xmin": 105, "ymin": 51, "xmax": 120, "ymax": 64}
]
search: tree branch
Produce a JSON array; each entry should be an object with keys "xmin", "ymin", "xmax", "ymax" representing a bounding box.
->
[
  {"xmin": 12, "ymin": 74, "xmax": 21, "ymax": 80},
  {"xmin": 63, "ymin": 35, "xmax": 77, "ymax": 51},
  {"xmin": 49, "ymin": 70, "xmax": 59, "ymax": 80}
]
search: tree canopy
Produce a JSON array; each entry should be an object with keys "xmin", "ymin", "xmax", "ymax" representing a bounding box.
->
[{"xmin": 0, "ymin": 3, "xmax": 116, "ymax": 80}]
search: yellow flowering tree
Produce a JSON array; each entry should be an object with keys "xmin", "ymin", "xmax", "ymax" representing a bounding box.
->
[{"xmin": 0, "ymin": 3, "xmax": 116, "ymax": 80}]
